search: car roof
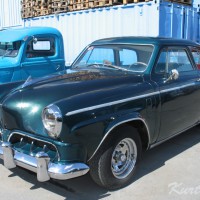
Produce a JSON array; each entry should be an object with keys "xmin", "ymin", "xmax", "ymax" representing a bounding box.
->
[
  {"xmin": 91, "ymin": 37, "xmax": 199, "ymax": 47},
  {"xmin": 0, "ymin": 26, "xmax": 62, "ymax": 42}
]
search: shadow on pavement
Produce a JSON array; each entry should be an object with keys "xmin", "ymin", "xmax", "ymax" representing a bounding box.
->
[
  {"xmin": 135, "ymin": 126, "xmax": 200, "ymax": 177},
  {"xmin": 0, "ymin": 126, "xmax": 200, "ymax": 199}
]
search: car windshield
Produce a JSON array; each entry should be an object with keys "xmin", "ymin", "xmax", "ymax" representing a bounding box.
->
[
  {"xmin": 0, "ymin": 41, "xmax": 21, "ymax": 57},
  {"xmin": 73, "ymin": 44, "xmax": 154, "ymax": 73}
]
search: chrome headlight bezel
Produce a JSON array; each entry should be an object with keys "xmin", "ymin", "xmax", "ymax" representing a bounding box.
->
[{"xmin": 42, "ymin": 104, "xmax": 62, "ymax": 138}]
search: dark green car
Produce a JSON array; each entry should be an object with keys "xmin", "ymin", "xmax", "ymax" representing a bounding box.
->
[{"xmin": 0, "ymin": 37, "xmax": 200, "ymax": 190}]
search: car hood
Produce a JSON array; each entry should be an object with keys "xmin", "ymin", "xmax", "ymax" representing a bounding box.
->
[{"xmin": 1, "ymin": 69, "xmax": 145, "ymax": 139}]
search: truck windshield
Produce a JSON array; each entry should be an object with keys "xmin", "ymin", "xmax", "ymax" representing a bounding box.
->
[
  {"xmin": 0, "ymin": 41, "xmax": 21, "ymax": 57},
  {"xmin": 73, "ymin": 44, "xmax": 154, "ymax": 73}
]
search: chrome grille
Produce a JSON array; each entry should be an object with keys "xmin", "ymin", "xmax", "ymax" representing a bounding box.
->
[{"xmin": 8, "ymin": 132, "xmax": 59, "ymax": 161}]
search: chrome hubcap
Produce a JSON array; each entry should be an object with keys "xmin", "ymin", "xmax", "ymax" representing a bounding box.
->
[{"xmin": 111, "ymin": 138, "xmax": 137, "ymax": 179}]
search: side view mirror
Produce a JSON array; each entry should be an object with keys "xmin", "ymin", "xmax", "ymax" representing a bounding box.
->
[
  {"xmin": 164, "ymin": 69, "xmax": 179, "ymax": 83},
  {"xmin": 32, "ymin": 36, "xmax": 38, "ymax": 44},
  {"xmin": 24, "ymin": 35, "xmax": 38, "ymax": 43}
]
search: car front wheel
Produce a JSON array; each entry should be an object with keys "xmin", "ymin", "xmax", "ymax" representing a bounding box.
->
[{"xmin": 89, "ymin": 126, "xmax": 142, "ymax": 190}]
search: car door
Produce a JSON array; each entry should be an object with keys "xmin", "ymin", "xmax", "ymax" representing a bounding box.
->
[
  {"xmin": 152, "ymin": 46, "xmax": 200, "ymax": 141},
  {"xmin": 21, "ymin": 35, "xmax": 64, "ymax": 79}
]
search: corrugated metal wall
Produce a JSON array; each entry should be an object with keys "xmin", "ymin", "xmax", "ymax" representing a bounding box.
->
[
  {"xmin": 24, "ymin": 2, "xmax": 199, "ymax": 64},
  {"xmin": 0, "ymin": 0, "xmax": 22, "ymax": 28},
  {"xmin": 24, "ymin": 2, "xmax": 160, "ymax": 64},
  {"xmin": 0, "ymin": 0, "xmax": 199, "ymax": 64},
  {"xmin": 159, "ymin": 2, "xmax": 199, "ymax": 42}
]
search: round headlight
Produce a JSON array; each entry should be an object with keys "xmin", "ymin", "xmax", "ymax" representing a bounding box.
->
[{"xmin": 42, "ymin": 104, "xmax": 62, "ymax": 138}]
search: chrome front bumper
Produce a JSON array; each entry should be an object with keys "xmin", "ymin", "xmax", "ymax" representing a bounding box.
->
[{"xmin": 0, "ymin": 141, "xmax": 89, "ymax": 182}]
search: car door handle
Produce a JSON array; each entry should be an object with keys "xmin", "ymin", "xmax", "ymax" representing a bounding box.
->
[{"xmin": 196, "ymin": 78, "xmax": 200, "ymax": 82}]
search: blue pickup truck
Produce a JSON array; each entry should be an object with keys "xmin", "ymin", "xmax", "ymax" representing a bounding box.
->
[{"xmin": 0, "ymin": 26, "xmax": 65, "ymax": 98}]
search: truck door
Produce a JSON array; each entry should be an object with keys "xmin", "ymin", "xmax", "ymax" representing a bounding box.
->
[
  {"xmin": 21, "ymin": 35, "xmax": 65, "ymax": 79},
  {"xmin": 152, "ymin": 47, "xmax": 200, "ymax": 141}
]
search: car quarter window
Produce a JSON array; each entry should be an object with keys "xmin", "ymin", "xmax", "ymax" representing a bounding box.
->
[
  {"xmin": 155, "ymin": 47, "xmax": 194, "ymax": 74},
  {"xmin": 190, "ymin": 47, "xmax": 200, "ymax": 69},
  {"xmin": 26, "ymin": 37, "xmax": 55, "ymax": 58}
]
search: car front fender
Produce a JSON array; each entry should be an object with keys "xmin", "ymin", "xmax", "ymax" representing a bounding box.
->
[{"xmin": 87, "ymin": 112, "xmax": 150, "ymax": 161}]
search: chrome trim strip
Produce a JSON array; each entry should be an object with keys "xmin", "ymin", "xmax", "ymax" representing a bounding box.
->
[
  {"xmin": 149, "ymin": 123, "xmax": 198, "ymax": 149},
  {"xmin": 0, "ymin": 141, "xmax": 89, "ymax": 181},
  {"xmin": 66, "ymin": 91, "xmax": 160, "ymax": 116},
  {"xmin": 8, "ymin": 132, "xmax": 61, "ymax": 161},
  {"xmin": 87, "ymin": 117, "xmax": 150, "ymax": 162},
  {"xmin": 66, "ymin": 82, "xmax": 196, "ymax": 116},
  {"xmin": 160, "ymin": 83, "xmax": 195, "ymax": 94}
]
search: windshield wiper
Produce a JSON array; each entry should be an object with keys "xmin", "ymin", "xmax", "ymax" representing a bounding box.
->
[
  {"xmin": 74, "ymin": 63, "xmax": 132, "ymax": 72},
  {"xmin": 102, "ymin": 64, "xmax": 133, "ymax": 72}
]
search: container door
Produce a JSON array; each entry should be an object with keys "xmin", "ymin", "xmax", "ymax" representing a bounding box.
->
[{"xmin": 159, "ymin": 3, "xmax": 184, "ymax": 39}]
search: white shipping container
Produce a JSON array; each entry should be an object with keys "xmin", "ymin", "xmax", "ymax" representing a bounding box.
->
[
  {"xmin": 24, "ymin": 2, "xmax": 200, "ymax": 65},
  {"xmin": 193, "ymin": 0, "xmax": 200, "ymax": 8},
  {"xmin": 0, "ymin": 0, "xmax": 22, "ymax": 28},
  {"xmin": 24, "ymin": 2, "xmax": 161, "ymax": 64},
  {"xmin": 0, "ymin": 0, "xmax": 198, "ymax": 64}
]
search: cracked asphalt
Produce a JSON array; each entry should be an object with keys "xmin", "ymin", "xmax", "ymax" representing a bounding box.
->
[{"xmin": 0, "ymin": 126, "xmax": 200, "ymax": 200}]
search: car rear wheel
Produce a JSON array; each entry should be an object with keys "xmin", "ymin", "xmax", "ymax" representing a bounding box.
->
[{"xmin": 89, "ymin": 126, "xmax": 142, "ymax": 190}]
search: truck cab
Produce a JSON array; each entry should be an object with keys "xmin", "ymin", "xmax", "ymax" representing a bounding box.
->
[{"xmin": 0, "ymin": 26, "xmax": 65, "ymax": 87}]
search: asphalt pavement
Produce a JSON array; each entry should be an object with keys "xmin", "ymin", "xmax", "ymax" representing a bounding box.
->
[{"xmin": 0, "ymin": 126, "xmax": 200, "ymax": 200}]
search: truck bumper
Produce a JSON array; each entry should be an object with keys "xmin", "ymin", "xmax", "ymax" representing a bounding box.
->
[{"xmin": 0, "ymin": 141, "xmax": 89, "ymax": 182}]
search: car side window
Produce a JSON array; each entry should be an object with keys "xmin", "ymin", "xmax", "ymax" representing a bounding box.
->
[
  {"xmin": 119, "ymin": 49, "xmax": 137, "ymax": 66},
  {"xmin": 168, "ymin": 49, "xmax": 193, "ymax": 72},
  {"xmin": 155, "ymin": 48, "xmax": 194, "ymax": 74},
  {"xmin": 26, "ymin": 37, "xmax": 55, "ymax": 58},
  {"xmin": 190, "ymin": 47, "xmax": 200, "ymax": 69}
]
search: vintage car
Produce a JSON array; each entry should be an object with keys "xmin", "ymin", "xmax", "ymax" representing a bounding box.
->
[{"xmin": 0, "ymin": 37, "xmax": 199, "ymax": 190}]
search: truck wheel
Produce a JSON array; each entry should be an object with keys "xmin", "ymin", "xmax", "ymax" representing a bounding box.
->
[{"xmin": 89, "ymin": 126, "xmax": 142, "ymax": 190}]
